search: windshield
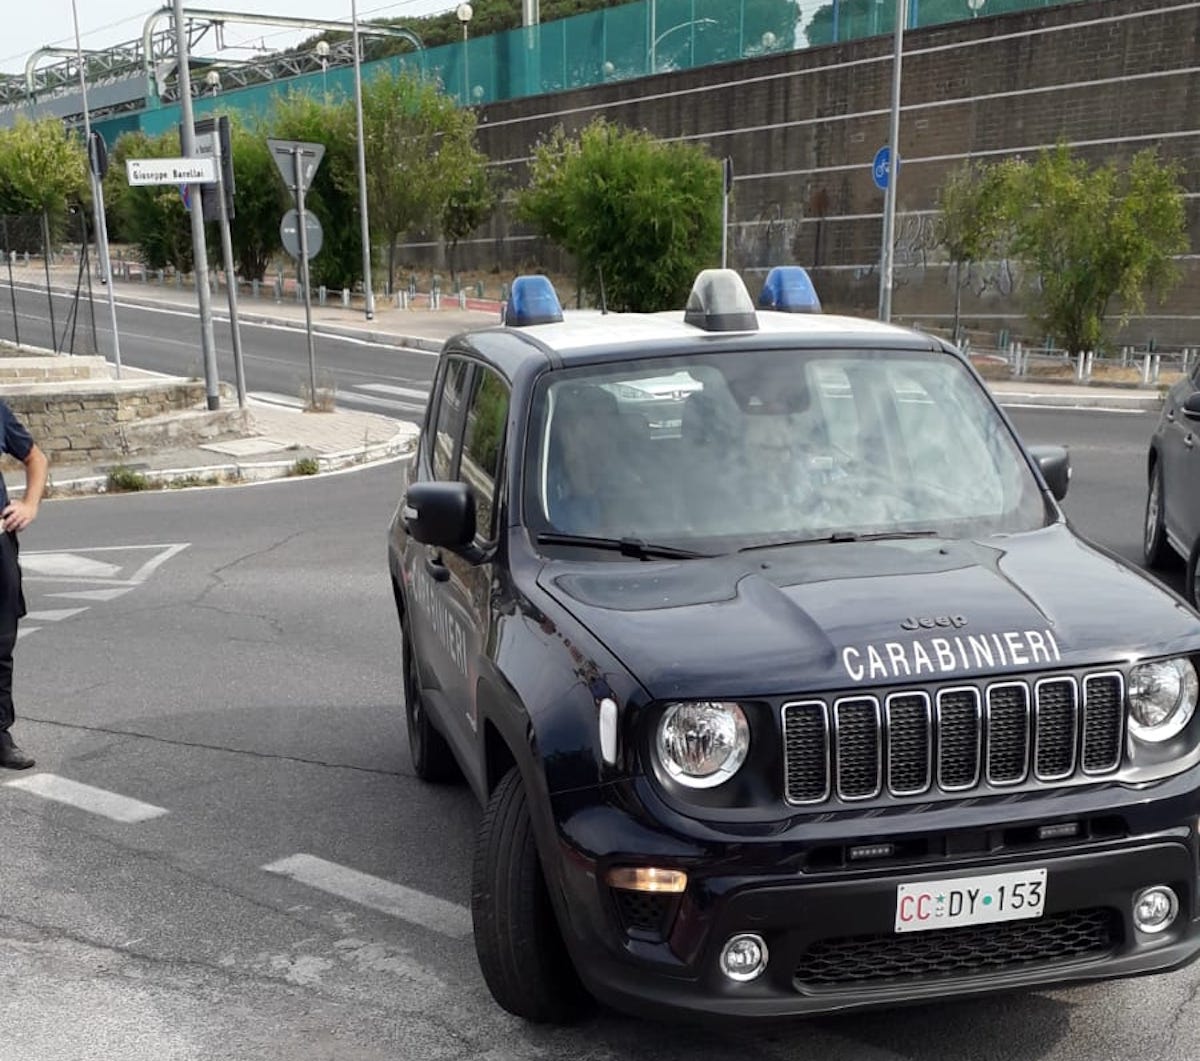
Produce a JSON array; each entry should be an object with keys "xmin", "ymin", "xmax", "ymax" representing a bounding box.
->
[{"xmin": 524, "ymin": 347, "xmax": 1048, "ymax": 552}]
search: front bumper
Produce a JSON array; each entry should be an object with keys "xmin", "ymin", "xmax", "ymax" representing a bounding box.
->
[{"xmin": 547, "ymin": 784, "xmax": 1200, "ymax": 1021}]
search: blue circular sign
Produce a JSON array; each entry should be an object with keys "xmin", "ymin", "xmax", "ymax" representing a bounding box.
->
[{"xmin": 873, "ymin": 145, "xmax": 896, "ymax": 191}]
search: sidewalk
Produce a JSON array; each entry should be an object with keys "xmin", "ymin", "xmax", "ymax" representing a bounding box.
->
[{"xmin": 0, "ymin": 267, "xmax": 1166, "ymax": 498}]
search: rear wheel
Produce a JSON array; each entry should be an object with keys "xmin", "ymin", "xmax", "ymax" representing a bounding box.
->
[
  {"xmin": 402, "ymin": 623, "xmax": 460, "ymax": 783},
  {"xmin": 1144, "ymin": 462, "xmax": 1172, "ymax": 568},
  {"xmin": 471, "ymin": 766, "xmax": 590, "ymax": 1024}
]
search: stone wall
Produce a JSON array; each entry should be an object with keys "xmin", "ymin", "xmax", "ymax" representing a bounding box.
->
[
  {"xmin": 416, "ymin": 0, "xmax": 1200, "ymax": 346},
  {"xmin": 0, "ymin": 379, "xmax": 245, "ymax": 465}
]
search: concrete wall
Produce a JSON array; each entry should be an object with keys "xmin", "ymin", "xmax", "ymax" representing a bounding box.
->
[{"xmin": 421, "ymin": 0, "xmax": 1200, "ymax": 347}]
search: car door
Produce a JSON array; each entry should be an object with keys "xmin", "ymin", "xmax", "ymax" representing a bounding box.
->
[
  {"xmin": 404, "ymin": 354, "xmax": 473, "ymax": 728},
  {"xmin": 1160, "ymin": 365, "xmax": 1200, "ymax": 551}
]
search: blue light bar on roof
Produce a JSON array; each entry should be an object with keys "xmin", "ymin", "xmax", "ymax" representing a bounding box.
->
[
  {"xmin": 758, "ymin": 266, "xmax": 822, "ymax": 314},
  {"xmin": 503, "ymin": 275, "xmax": 564, "ymax": 327}
]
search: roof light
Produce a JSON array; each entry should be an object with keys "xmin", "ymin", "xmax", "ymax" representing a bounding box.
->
[
  {"xmin": 503, "ymin": 275, "xmax": 564, "ymax": 327},
  {"xmin": 758, "ymin": 266, "xmax": 821, "ymax": 313},
  {"xmin": 683, "ymin": 269, "xmax": 759, "ymax": 333}
]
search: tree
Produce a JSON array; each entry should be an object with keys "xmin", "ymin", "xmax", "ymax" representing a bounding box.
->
[
  {"xmin": 442, "ymin": 164, "xmax": 497, "ymax": 278},
  {"xmin": 102, "ymin": 130, "xmax": 194, "ymax": 272},
  {"xmin": 1004, "ymin": 146, "xmax": 1187, "ymax": 356},
  {"xmin": 0, "ymin": 117, "xmax": 87, "ymax": 237},
  {"xmin": 934, "ymin": 160, "xmax": 1012, "ymax": 339},
  {"xmin": 516, "ymin": 118, "xmax": 723, "ymax": 313},
  {"xmin": 356, "ymin": 70, "xmax": 483, "ymax": 292},
  {"xmin": 227, "ymin": 122, "xmax": 288, "ymax": 281},
  {"xmin": 269, "ymin": 92, "xmax": 360, "ymax": 290}
]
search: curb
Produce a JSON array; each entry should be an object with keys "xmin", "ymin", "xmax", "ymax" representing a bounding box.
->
[
  {"xmin": 40, "ymin": 426, "xmax": 418, "ymax": 497},
  {"xmin": 994, "ymin": 390, "xmax": 1164, "ymax": 412}
]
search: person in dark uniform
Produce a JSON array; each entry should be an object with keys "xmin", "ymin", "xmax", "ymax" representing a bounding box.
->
[{"xmin": 0, "ymin": 401, "xmax": 47, "ymax": 770}]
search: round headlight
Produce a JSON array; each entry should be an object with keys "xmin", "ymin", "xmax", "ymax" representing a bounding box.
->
[
  {"xmin": 656, "ymin": 701, "xmax": 750, "ymax": 788},
  {"xmin": 1128, "ymin": 658, "xmax": 1199, "ymax": 742}
]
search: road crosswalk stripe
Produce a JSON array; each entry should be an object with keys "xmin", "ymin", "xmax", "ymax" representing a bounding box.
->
[
  {"xmin": 23, "ymin": 608, "xmax": 89, "ymax": 622},
  {"xmin": 263, "ymin": 853, "xmax": 472, "ymax": 940},
  {"xmin": 4, "ymin": 773, "xmax": 169, "ymax": 823}
]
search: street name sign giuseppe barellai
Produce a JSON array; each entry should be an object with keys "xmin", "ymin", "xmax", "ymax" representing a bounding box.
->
[{"xmin": 125, "ymin": 157, "xmax": 218, "ymax": 186}]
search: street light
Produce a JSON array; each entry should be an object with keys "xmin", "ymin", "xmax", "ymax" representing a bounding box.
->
[
  {"xmin": 315, "ymin": 40, "xmax": 330, "ymax": 100},
  {"xmin": 204, "ymin": 69, "xmax": 220, "ymax": 96},
  {"xmin": 350, "ymin": 0, "xmax": 376, "ymax": 319},
  {"xmin": 457, "ymin": 3, "xmax": 473, "ymax": 103}
]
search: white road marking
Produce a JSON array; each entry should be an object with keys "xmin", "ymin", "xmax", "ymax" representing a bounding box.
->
[
  {"xmin": 46, "ymin": 588, "xmax": 134, "ymax": 602},
  {"xmin": 263, "ymin": 854, "xmax": 473, "ymax": 940},
  {"xmin": 335, "ymin": 389, "xmax": 427, "ymax": 415},
  {"xmin": 19, "ymin": 554, "xmax": 122, "ymax": 579},
  {"xmin": 16, "ymin": 626, "xmax": 40, "ymax": 639},
  {"xmin": 4, "ymin": 773, "xmax": 169, "ymax": 823},
  {"xmin": 356, "ymin": 382, "xmax": 431, "ymax": 401},
  {"xmin": 23, "ymin": 608, "xmax": 89, "ymax": 622}
]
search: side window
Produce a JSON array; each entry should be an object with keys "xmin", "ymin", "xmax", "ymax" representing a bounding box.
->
[
  {"xmin": 432, "ymin": 357, "xmax": 471, "ymax": 480},
  {"xmin": 459, "ymin": 367, "xmax": 511, "ymax": 540}
]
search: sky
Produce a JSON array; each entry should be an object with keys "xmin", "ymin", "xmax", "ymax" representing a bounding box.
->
[{"xmin": 2, "ymin": 0, "xmax": 456, "ymax": 76}]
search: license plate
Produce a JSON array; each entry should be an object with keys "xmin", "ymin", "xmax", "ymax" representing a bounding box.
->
[{"xmin": 895, "ymin": 869, "xmax": 1047, "ymax": 933}]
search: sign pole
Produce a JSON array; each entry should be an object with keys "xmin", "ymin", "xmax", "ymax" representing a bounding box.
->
[
  {"xmin": 721, "ymin": 157, "xmax": 733, "ymax": 269},
  {"xmin": 294, "ymin": 147, "xmax": 319, "ymax": 410},
  {"xmin": 877, "ymin": 0, "xmax": 907, "ymax": 323},
  {"xmin": 211, "ymin": 125, "xmax": 246, "ymax": 408},
  {"xmin": 3, "ymin": 218, "xmax": 19, "ymax": 347},
  {"xmin": 172, "ymin": 0, "xmax": 220, "ymax": 410}
]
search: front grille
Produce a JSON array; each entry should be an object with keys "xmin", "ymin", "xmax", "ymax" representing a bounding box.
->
[
  {"xmin": 783, "ymin": 670, "xmax": 1126, "ymax": 805},
  {"xmin": 794, "ymin": 908, "xmax": 1120, "ymax": 989}
]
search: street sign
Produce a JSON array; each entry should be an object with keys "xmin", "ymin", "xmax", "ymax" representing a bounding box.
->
[
  {"xmin": 87, "ymin": 132, "xmax": 109, "ymax": 180},
  {"xmin": 280, "ymin": 209, "xmax": 324, "ymax": 260},
  {"xmin": 872, "ymin": 145, "xmax": 897, "ymax": 191},
  {"xmin": 267, "ymin": 139, "xmax": 325, "ymax": 195},
  {"xmin": 126, "ymin": 157, "xmax": 217, "ymax": 186},
  {"xmin": 189, "ymin": 116, "xmax": 235, "ymax": 222}
]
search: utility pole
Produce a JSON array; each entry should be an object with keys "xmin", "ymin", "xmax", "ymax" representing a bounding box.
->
[
  {"xmin": 351, "ymin": 0, "xmax": 376, "ymax": 320},
  {"xmin": 294, "ymin": 147, "xmax": 319, "ymax": 408},
  {"xmin": 211, "ymin": 124, "xmax": 246, "ymax": 407},
  {"xmin": 70, "ymin": 0, "xmax": 123, "ymax": 377},
  {"xmin": 172, "ymin": 0, "xmax": 221, "ymax": 409},
  {"xmin": 878, "ymin": 0, "xmax": 907, "ymax": 323}
]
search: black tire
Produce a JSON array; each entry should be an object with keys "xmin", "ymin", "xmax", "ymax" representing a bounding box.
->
[
  {"xmin": 471, "ymin": 767, "xmax": 590, "ymax": 1024},
  {"xmin": 1144, "ymin": 461, "xmax": 1172, "ymax": 569},
  {"xmin": 1187, "ymin": 540, "xmax": 1200, "ymax": 609},
  {"xmin": 401, "ymin": 622, "xmax": 461, "ymax": 783}
]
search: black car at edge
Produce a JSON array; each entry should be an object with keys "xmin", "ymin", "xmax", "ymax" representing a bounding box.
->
[{"xmin": 387, "ymin": 269, "xmax": 1200, "ymax": 1023}]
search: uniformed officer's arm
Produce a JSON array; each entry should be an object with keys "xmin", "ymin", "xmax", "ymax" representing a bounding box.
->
[{"xmin": 3, "ymin": 444, "xmax": 47, "ymax": 533}]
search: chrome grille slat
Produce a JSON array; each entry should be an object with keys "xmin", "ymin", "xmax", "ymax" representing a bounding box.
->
[{"xmin": 781, "ymin": 670, "xmax": 1126, "ymax": 806}]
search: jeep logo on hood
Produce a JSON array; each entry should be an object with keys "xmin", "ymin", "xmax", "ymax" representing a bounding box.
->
[{"xmin": 901, "ymin": 615, "xmax": 968, "ymax": 631}]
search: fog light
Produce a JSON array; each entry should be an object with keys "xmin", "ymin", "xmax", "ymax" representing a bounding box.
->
[
  {"xmin": 720, "ymin": 933, "xmax": 768, "ymax": 982},
  {"xmin": 1133, "ymin": 886, "xmax": 1179, "ymax": 934}
]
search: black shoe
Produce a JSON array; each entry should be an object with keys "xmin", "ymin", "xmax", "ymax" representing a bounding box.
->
[{"xmin": 0, "ymin": 732, "xmax": 34, "ymax": 770}]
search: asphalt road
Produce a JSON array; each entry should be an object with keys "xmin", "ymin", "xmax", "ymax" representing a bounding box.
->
[
  {"xmin": 1, "ymin": 405, "xmax": 1196, "ymax": 1060},
  {"xmin": 0, "ymin": 282, "xmax": 437, "ymax": 422}
]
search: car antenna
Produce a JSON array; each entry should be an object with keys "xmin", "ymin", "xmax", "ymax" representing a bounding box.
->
[{"xmin": 597, "ymin": 265, "xmax": 608, "ymax": 314}]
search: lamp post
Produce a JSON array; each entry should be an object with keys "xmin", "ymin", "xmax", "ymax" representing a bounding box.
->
[
  {"xmin": 350, "ymin": 0, "xmax": 375, "ymax": 319},
  {"xmin": 315, "ymin": 40, "xmax": 330, "ymax": 100},
  {"xmin": 456, "ymin": 3, "xmax": 473, "ymax": 104}
]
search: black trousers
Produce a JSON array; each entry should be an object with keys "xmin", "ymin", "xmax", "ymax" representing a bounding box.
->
[{"xmin": 0, "ymin": 531, "xmax": 25, "ymax": 732}]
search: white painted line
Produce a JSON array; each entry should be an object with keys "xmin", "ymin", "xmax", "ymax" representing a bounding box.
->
[
  {"xmin": 263, "ymin": 853, "xmax": 472, "ymax": 940},
  {"xmin": 356, "ymin": 382, "xmax": 431, "ymax": 401},
  {"xmin": 19, "ymin": 553, "xmax": 123, "ymax": 579},
  {"xmin": 127, "ymin": 543, "xmax": 190, "ymax": 583},
  {"xmin": 46, "ymin": 588, "xmax": 134, "ymax": 602},
  {"xmin": 16, "ymin": 626, "xmax": 41, "ymax": 640},
  {"xmin": 23, "ymin": 608, "xmax": 89, "ymax": 622},
  {"xmin": 4, "ymin": 773, "xmax": 169, "ymax": 823}
]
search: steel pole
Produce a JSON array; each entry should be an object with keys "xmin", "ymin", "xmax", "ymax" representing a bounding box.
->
[
  {"xmin": 2, "ymin": 219, "xmax": 18, "ymax": 347},
  {"xmin": 172, "ymin": 0, "xmax": 220, "ymax": 409},
  {"xmin": 71, "ymin": 0, "xmax": 122, "ymax": 377},
  {"xmin": 878, "ymin": 0, "xmax": 907, "ymax": 322},
  {"xmin": 212, "ymin": 129, "xmax": 246, "ymax": 408},
  {"xmin": 295, "ymin": 148, "xmax": 319, "ymax": 409},
  {"xmin": 351, "ymin": 0, "xmax": 376, "ymax": 320}
]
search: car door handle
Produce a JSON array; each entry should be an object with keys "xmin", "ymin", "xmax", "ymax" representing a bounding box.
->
[{"xmin": 425, "ymin": 552, "xmax": 451, "ymax": 582}]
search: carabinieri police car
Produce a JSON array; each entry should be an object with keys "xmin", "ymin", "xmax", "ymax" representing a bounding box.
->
[{"xmin": 387, "ymin": 267, "xmax": 1200, "ymax": 1023}]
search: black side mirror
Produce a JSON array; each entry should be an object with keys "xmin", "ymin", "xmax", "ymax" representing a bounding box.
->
[
  {"xmin": 1183, "ymin": 392, "xmax": 1200, "ymax": 421},
  {"xmin": 1028, "ymin": 445, "xmax": 1071, "ymax": 502},
  {"xmin": 403, "ymin": 481, "xmax": 476, "ymax": 549}
]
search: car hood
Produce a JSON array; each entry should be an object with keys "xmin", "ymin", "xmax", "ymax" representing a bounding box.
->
[{"xmin": 535, "ymin": 525, "xmax": 1200, "ymax": 701}]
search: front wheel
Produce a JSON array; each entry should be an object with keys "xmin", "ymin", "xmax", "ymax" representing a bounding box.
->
[
  {"xmin": 1145, "ymin": 462, "xmax": 1171, "ymax": 568},
  {"xmin": 471, "ymin": 767, "xmax": 590, "ymax": 1024}
]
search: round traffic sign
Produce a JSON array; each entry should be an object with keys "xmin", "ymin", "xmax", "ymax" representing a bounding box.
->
[
  {"xmin": 280, "ymin": 208, "xmax": 324, "ymax": 260},
  {"xmin": 872, "ymin": 145, "xmax": 898, "ymax": 191}
]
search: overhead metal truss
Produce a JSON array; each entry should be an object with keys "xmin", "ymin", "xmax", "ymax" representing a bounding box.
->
[{"xmin": 0, "ymin": 5, "xmax": 422, "ymax": 116}]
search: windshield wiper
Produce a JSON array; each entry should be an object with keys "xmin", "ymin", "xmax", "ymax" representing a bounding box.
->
[
  {"xmin": 535, "ymin": 533, "xmax": 711, "ymax": 560},
  {"xmin": 738, "ymin": 529, "xmax": 941, "ymax": 553}
]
